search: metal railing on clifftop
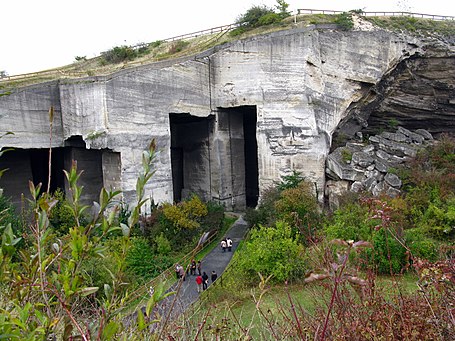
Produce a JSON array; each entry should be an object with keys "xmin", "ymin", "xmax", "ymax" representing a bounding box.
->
[
  {"xmin": 296, "ymin": 9, "xmax": 455, "ymax": 21},
  {"xmin": 1, "ymin": 9, "xmax": 454, "ymax": 82}
]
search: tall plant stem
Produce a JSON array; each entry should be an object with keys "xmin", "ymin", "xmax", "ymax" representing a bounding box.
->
[
  {"xmin": 47, "ymin": 106, "xmax": 54, "ymax": 193},
  {"xmin": 320, "ymin": 245, "xmax": 351, "ymax": 341}
]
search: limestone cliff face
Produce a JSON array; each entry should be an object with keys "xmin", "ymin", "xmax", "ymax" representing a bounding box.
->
[{"xmin": 0, "ymin": 23, "xmax": 453, "ymax": 209}]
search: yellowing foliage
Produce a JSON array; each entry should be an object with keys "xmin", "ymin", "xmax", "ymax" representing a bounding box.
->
[{"xmin": 162, "ymin": 196, "xmax": 208, "ymax": 230}]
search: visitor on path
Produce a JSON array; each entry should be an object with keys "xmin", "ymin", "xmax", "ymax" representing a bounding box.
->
[
  {"xmin": 202, "ymin": 271, "xmax": 209, "ymax": 290},
  {"xmin": 178, "ymin": 265, "xmax": 185, "ymax": 281},
  {"xmin": 196, "ymin": 275, "xmax": 203, "ymax": 293},
  {"xmin": 211, "ymin": 270, "xmax": 217, "ymax": 283},
  {"xmin": 221, "ymin": 239, "xmax": 227, "ymax": 252},
  {"xmin": 226, "ymin": 237, "xmax": 233, "ymax": 252},
  {"xmin": 197, "ymin": 260, "xmax": 202, "ymax": 276},
  {"xmin": 175, "ymin": 264, "xmax": 181, "ymax": 280},
  {"xmin": 190, "ymin": 259, "xmax": 197, "ymax": 276}
]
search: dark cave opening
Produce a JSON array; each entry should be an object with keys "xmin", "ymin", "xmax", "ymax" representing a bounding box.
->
[
  {"xmin": 242, "ymin": 106, "xmax": 259, "ymax": 208},
  {"xmin": 217, "ymin": 105, "xmax": 259, "ymax": 209},
  {"xmin": 0, "ymin": 136, "xmax": 119, "ymax": 207},
  {"xmin": 169, "ymin": 113, "xmax": 214, "ymax": 203}
]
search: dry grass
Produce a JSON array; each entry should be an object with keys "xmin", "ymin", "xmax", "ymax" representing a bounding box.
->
[{"xmin": 1, "ymin": 13, "xmax": 453, "ymax": 89}]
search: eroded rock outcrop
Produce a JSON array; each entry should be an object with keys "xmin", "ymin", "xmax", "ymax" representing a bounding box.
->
[{"xmin": 325, "ymin": 127, "xmax": 435, "ymax": 208}]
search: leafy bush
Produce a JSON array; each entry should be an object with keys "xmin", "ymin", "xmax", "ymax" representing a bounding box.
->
[
  {"xmin": 368, "ymin": 228, "xmax": 407, "ymax": 274},
  {"xmin": 229, "ymin": 26, "xmax": 248, "ymax": 37},
  {"xmin": 235, "ymin": 5, "xmax": 275, "ymax": 28},
  {"xmin": 244, "ymin": 186, "xmax": 280, "ymax": 228},
  {"xmin": 275, "ymin": 170, "xmax": 305, "ymax": 191},
  {"xmin": 154, "ymin": 232, "xmax": 171, "ymax": 255},
  {"xmin": 126, "ymin": 237, "xmax": 173, "ymax": 278},
  {"xmin": 237, "ymin": 221, "xmax": 305, "ymax": 283},
  {"xmin": 404, "ymin": 228, "xmax": 439, "ymax": 262},
  {"xmin": 162, "ymin": 195, "xmax": 208, "ymax": 230},
  {"xmin": 325, "ymin": 202, "xmax": 375, "ymax": 242},
  {"xmin": 101, "ymin": 44, "xmax": 150, "ymax": 64},
  {"xmin": 0, "ymin": 194, "xmax": 22, "ymax": 239},
  {"xmin": 150, "ymin": 40, "xmax": 163, "ymax": 48},
  {"xmin": 415, "ymin": 196, "xmax": 455, "ymax": 239},
  {"xmin": 49, "ymin": 188, "xmax": 79, "ymax": 235},
  {"xmin": 102, "ymin": 45, "xmax": 137, "ymax": 63},
  {"xmin": 400, "ymin": 135, "xmax": 455, "ymax": 239},
  {"xmin": 274, "ymin": 181, "xmax": 322, "ymax": 244},
  {"xmin": 325, "ymin": 199, "xmax": 409, "ymax": 274},
  {"xmin": 245, "ymin": 171, "xmax": 306, "ymax": 228},
  {"xmin": 258, "ymin": 12, "xmax": 282, "ymax": 26},
  {"xmin": 334, "ymin": 12, "xmax": 354, "ymax": 30}
]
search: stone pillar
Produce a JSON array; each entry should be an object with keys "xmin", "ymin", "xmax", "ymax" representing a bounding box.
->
[{"xmin": 211, "ymin": 109, "xmax": 246, "ymax": 211}]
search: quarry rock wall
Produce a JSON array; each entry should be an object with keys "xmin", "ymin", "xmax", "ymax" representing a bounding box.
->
[{"xmin": 1, "ymin": 24, "xmax": 453, "ymax": 209}]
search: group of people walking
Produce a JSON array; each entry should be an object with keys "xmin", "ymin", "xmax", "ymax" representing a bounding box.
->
[
  {"xmin": 174, "ymin": 236, "xmax": 233, "ymax": 294},
  {"xmin": 175, "ymin": 260, "xmax": 218, "ymax": 293}
]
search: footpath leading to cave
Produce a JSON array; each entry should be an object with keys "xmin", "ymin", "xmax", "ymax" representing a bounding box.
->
[{"xmin": 159, "ymin": 214, "xmax": 249, "ymax": 321}]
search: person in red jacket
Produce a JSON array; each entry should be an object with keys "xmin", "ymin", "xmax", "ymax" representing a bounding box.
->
[{"xmin": 195, "ymin": 275, "xmax": 203, "ymax": 293}]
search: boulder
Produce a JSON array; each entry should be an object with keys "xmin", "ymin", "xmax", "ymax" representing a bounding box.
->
[
  {"xmin": 415, "ymin": 129, "xmax": 434, "ymax": 140},
  {"xmin": 325, "ymin": 180, "xmax": 350, "ymax": 210},
  {"xmin": 397, "ymin": 126, "xmax": 424, "ymax": 144},
  {"xmin": 374, "ymin": 158, "xmax": 392, "ymax": 173},
  {"xmin": 352, "ymin": 151, "xmax": 374, "ymax": 167},
  {"xmin": 376, "ymin": 149, "xmax": 393, "ymax": 161},
  {"xmin": 350, "ymin": 181, "xmax": 364, "ymax": 193},
  {"xmin": 326, "ymin": 148, "xmax": 365, "ymax": 181},
  {"xmin": 384, "ymin": 173, "xmax": 402, "ymax": 188}
]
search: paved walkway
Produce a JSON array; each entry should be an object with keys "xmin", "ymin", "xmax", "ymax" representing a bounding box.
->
[{"xmin": 158, "ymin": 214, "xmax": 249, "ymax": 321}]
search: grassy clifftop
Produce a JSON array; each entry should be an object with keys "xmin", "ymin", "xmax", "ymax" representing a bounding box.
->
[{"xmin": 1, "ymin": 13, "xmax": 454, "ymax": 89}]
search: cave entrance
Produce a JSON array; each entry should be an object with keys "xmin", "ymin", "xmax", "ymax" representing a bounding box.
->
[
  {"xmin": 216, "ymin": 106, "xmax": 259, "ymax": 209},
  {"xmin": 242, "ymin": 107, "xmax": 259, "ymax": 207},
  {"xmin": 0, "ymin": 136, "xmax": 121, "ymax": 207},
  {"xmin": 169, "ymin": 113, "xmax": 215, "ymax": 203},
  {"xmin": 169, "ymin": 107, "xmax": 258, "ymax": 210}
]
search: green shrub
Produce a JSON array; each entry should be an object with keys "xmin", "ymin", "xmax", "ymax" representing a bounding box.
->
[
  {"xmin": 102, "ymin": 45, "xmax": 137, "ymax": 64},
  {"xmin": 367, "ymin": 228, "xmax": 407, "ymax": 274},
  {"xmin": 334, "ymin": 12, "xmax": 354, "ymax": 30},
  {"xmin": 229, "ymin": 26, "xmax": 248, "ymax": 37},
  {"xmin": 415, "ymin": 197, "xmax": 455, "ymax": 239},
  {"xmin": 275, "ymin": 170, "xmax": 305, "ymax": 191},
  {"xmin": 101, "ymin": 44, "xmax": 150, "ymax": 64},
  {"xmin": 324, "ymin": 202, "xmax": 375, "ymax": 242},
  {"xmin": 154, "ymin": 232, "xmax": 171, "ymax": 255},
  {"xmin": 404, "ymin": 229, "xmax": 438, "ymax": 262},
  {"xmin": 0, "ymin": 194, "xmax": 22, "ymax": 239},
  {"xmin": 258, "ymin": 12, "xmax": 282, "ymax": 26},
  {"xmin": 325, "ymin": 199, "xmax": 408, "ymax": 274},
  {"xmin": 244, "ymin": 186, "xmax": 280, "ymax": 228},
  {"xmin": 235, "ymin": 5, "xmax": 275, "ymax": 28},
  {"xmin": 126, "ymin": 237, "xmax": 155, "ymax": 277},
  {"xmin": 245, "ymin": 171, "xmax": 307, "ymax": 228},
  {"xmin": 150, "ymin": 40, "xmax": 163, "ymax": 48},
  {"xmin": 237, "ymin": 221, "xmax": 305, "ymax": 284},
  {"xmin": 49, "ymin": 188, "xmax": 79, "ymax": 235},
  {"xmin": 274, "ymin": 181, "xmax": 322, "ymax": 243},
  {"xmin": 81, "ymin": 238, "xmax": 127, "ymax": 297},
  {"xmin": 126, "ymin": 237, "xmax": 173, "ymax": 278}
]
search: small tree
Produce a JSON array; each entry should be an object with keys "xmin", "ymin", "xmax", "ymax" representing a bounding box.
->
[{"xmin": 238, "ymin": 221, "xmax": 306, "ymax": 283}]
